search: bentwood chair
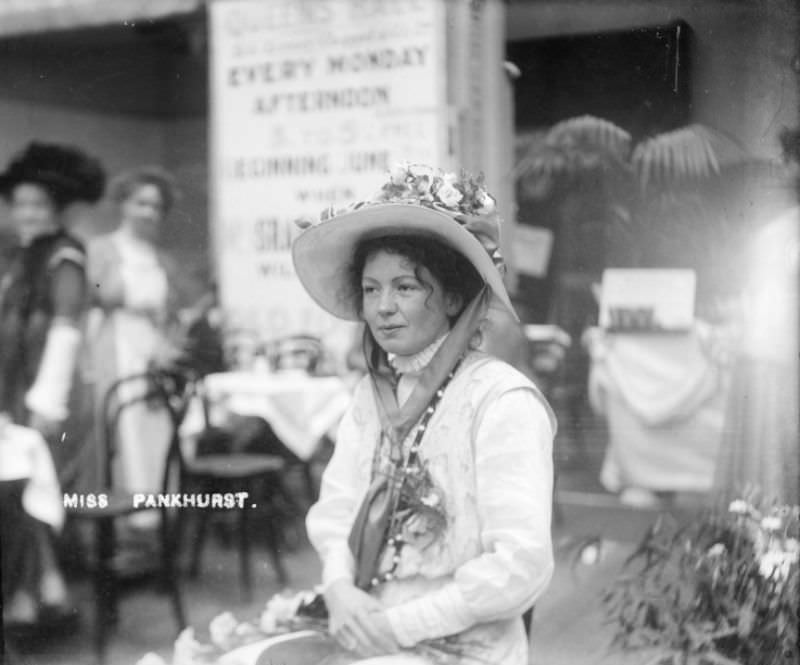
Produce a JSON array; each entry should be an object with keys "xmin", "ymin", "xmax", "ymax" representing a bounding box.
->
[
  {"xmin": 174, "ymin": 378, "xmax": 290, "ymax": 600},
  {"xmin": 66, "ymin": 369, "xmax": 188, "ymax": 664}
]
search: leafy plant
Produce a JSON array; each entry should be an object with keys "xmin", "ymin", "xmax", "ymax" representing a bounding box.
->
[
  {"xmin": 602, "ymin": 493, "xmax": 800, "ymax": 665},
  {"xmin": 513, "ymin": 115, "xmax": 777, "ymax": 315}
]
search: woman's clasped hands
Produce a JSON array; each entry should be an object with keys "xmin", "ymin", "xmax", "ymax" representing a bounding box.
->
[{"xmin": 324, "ymin": 579, "xmax": 400, "ymax": 657}]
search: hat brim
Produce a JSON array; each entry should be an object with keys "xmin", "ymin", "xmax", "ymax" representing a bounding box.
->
[{"xmin": 291, "ymin": 203, "xmax": 516, "ymax": 321}]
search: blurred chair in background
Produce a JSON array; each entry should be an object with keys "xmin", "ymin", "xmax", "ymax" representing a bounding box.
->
[
  {"xmin": 176, "ymin": 379, "xmax": 290, "ymax": 601},
  {"xmin": 66, "ymin": 370, "xmax": 187, "ymax": 665}
]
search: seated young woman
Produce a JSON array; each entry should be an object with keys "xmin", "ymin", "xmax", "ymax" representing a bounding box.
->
[{"xmin": 257, "ymin": 164, "xmax": 554, "ymax": 665}]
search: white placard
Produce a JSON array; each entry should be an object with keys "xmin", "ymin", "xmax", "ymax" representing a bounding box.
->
[
  {"xmin": 511, "ymin": 224, "xmax": 553, "ymax": 277},
  {"xmin": 209, "ymin": 0, "xmax": 446, "ymax": 341},
  {"xmin": 599, "ymin": 269, "xmax": 696, "ymax": 331}
]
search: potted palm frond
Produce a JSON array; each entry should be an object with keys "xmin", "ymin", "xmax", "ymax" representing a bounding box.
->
[{"xmin": 514, "ymin": 115, "xmax": 772, "ymax": 313}]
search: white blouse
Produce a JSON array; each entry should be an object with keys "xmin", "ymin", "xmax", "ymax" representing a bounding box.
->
[{"xmin": 306, "ymin": 351, "xmax": 554, "ymax": 663}]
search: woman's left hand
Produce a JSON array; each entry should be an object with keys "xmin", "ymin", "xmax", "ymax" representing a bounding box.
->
[
  {"xmin": 358, "ymin": 609, "xmax": 399, "ymax": 656},
  {"xmin": 325, "ymin": 579, "xmax": 400, "ymax": 657}
]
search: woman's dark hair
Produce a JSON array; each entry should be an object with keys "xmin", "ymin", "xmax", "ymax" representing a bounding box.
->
[
  {"xmin": 348, "ymin": 234, "xmax": 484, "ymax": 320},
  {"xmin": 109, "ymin": 165, "xmax": 179, "ymax": 214},
  {"xmin": 0, "ymin": 142, "xmax": 105, "ymax": 209}
]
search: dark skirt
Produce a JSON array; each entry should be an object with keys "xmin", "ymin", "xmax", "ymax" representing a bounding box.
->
[{"xmin": 0, "ymin": 479, "xmax": 45, "ymax": 603}]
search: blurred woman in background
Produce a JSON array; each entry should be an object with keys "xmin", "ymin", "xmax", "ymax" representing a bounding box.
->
[
  {"xmin": 87, "ymin": 166, "xmax": 181, "ymax": 520},
  {"xmin": 0, "ymin": 141, "xmax": 105, "ymax": 623}
]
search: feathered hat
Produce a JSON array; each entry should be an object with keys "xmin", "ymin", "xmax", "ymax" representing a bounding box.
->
[
  {"xmin": 292, "ymin": 162, "xmax": 515, "ymax": 321},
  {"xmin": 0, "ymin": 142, "xmax": 106, "ymax": 208}
]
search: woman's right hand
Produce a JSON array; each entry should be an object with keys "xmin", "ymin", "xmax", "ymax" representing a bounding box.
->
[{"xmin": 324, "ymin": 579, "xmax": 400, "ymax": 657}]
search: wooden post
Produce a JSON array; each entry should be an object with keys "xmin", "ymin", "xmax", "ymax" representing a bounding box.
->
[{"xmin": 445, "ymin": 0, "xmax": 518, "ymax": 294}]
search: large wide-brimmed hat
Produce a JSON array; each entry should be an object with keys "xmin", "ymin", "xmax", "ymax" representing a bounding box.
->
[
  {"xmin": 292, "ymin": 163, "xmax": 515, "ymax": 321},
  {"xmin": 0, "ymin": 142, "xmax": 105, "ymax": 208}
]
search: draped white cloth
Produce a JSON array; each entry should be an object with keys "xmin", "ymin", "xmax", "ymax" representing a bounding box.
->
[
  {"xmin": 0, "ymin": 421, "xmax": 64, "ymax": 529},
  {"xmin": 588, "ymin": 328, "xmax": 727, "ymax": 493}
]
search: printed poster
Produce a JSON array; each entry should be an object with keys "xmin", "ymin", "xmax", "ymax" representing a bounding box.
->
[{"xmin": 209, "ymin": 0, "xmax": 447, "ymax": 342}]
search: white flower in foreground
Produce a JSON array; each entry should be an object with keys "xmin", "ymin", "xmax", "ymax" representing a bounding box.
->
[
  {"xmin": 260, "ymin": 608, "xmax": 278, "ymax": 634},
  {"xmin": 758, "ymin": 550, "xmax": 794, "ymax": 581},
  {"xmin": 209, "ymin": 611, "xmax": 239, "ymax": 649},
  {"xmin": 728, "ymin": 499, "xmax": 749, "ymax": 514},
  {"xmin": 263, "ymin": 590, "xmax": 307, "ymax": 625},
  {"xmin": 135, "ymin": 654, "xmax": 168, "ymax": 665},
  {"xmin": 580, "ymin": 543, "xmax": 601, "ymax": 565},
  {"xmin": 420, "ymin": 492, "xmax": 440, "ymax": 508},
  {"xmin": 761, "ymin": 516, "xmax": 782, "ymax": 532},
  {"xmin": 707, "ymin": 543, "xmax": 727, "ymax": 557},
  {"xmin": 173, "ymin": 628, "xmax": 216, "ymax": 665},
  {"xmin": 785, "ymin": 538, "xmax": 800, "ymax": 555}
]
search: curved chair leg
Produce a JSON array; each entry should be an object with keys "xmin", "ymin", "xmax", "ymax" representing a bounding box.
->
[
  {"xmin": 238, "ymin": 499, "xmax": 253, "ymax": 603},
  {"xmin": 94, "ymin": 516, "xmax": 115, "ymax": 665},
  {"xmin": 264, "ymin": 507, "xmax": 289, "ymax": 587},
  {"xmin": 302, "ymin": 461, "xmax": 318, "ymax": 503},
  {"xmin": 523, "ymin": 606, "xmax": 535, "ymax": 638},
  {"xmin": 161, "ymin": 507, "xmax": 187, "ymax": 630},
  {"xmin": 189, "ymin": 485, "xmax": 211, "ymax": 578}
]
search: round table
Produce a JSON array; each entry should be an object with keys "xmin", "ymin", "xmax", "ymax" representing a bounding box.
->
[{"xmin": 182, "ymin": 370, "xmax": 352, "ymax": 461}]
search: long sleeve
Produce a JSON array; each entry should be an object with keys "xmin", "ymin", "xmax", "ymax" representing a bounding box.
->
[
  {"xmin": 306, "ymin": 392, "xmax": 371, "ymax": 590},
  {"xmin": 384, "ymin": 388, "xmax": 554, "ymax": 646},
  {"xmin": 25, "ymin": 260, "xmax": 86, "ymax": 422}
]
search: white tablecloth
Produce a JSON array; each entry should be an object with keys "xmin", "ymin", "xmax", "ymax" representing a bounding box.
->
[
  {"xmin": 587, "ymin": 327, "xmax": 727, "ymax": 493},
  {"xmin": 181, "ymin": 370, "xmax": 352, "ymax": 461},
  {"xmin": 0, "ymin": 420, "xmax": 64, "ymax": 529}
]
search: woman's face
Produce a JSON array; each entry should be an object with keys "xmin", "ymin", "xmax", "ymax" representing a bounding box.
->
[
  {"xmin": 361, "ymin": 249, "xmax": 461, "ymax": 356},
  {"xmin": 121, "ymin": 183, "xmax": 165, "ymax": 241},
  {"xmin": 9, "ymin": 183, "xmax": 59, "ymax": 245}
]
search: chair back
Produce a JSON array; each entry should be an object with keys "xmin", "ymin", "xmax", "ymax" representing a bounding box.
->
[
  {"xmin": 100, "ymin": 369, "xmax": 194, "ymax": 494},
  {"xmin": 265, "ymin": 334, "xmax": 323, "ymax": 372}
]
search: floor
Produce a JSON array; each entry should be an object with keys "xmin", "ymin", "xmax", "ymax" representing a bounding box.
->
[{"xmin": 3, "ymin": 405, "xmax": 701, "ymax": 665}]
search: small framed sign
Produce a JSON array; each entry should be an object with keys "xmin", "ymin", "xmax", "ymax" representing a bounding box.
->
[
  {"xmin": 512, "ymin": 225, "xmax": 554, "ymax": 278},
  {"xmin": 599, "ymin": 269, "xmax": 696, "ymax": 332}
]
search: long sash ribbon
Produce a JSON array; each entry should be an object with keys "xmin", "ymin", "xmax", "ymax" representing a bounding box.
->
[{"xmin": 347, "ymin": 288, "xmax": 489, "ymax": 590}]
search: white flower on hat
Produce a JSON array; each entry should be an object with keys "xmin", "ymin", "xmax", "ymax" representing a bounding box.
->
[
  {"xmin": 415, "ymin": 176, "xmax": 434, "ymax": 199},
  {"xmin": 389, "ymin": 163, "xmax": 408, "ymax": 186},
  {"xmin": 475, "ymin": 189, "xmax": 496, "ymax": 215},
  {"xmin": 408, "ymin": 164, "xmax": 435, "ymax": 180},
  {"xmin": 436, "ymin": 181, "xmax": 463, "ymax": 208}
]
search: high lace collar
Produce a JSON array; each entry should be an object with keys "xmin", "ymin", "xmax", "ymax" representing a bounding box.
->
[{"xmin": 387, "ymin": 331, "xmax": 449, "ymax": 375}]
